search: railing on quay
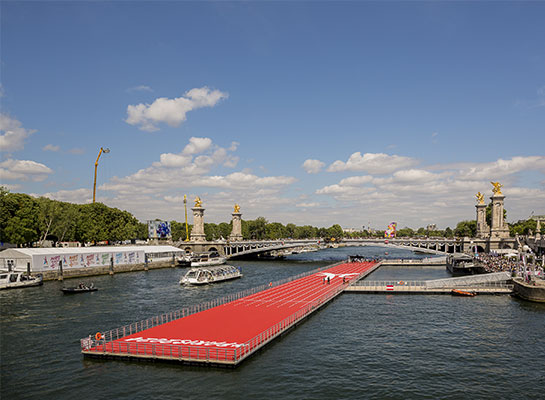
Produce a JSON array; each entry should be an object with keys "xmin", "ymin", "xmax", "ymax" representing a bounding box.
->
[{"xmin": 81, "ymin": 260, "xmax": 349, "ymax": 356}]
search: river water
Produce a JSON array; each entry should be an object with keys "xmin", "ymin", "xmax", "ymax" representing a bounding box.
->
[{"xmin": 1, "ymin": 246, "xmax": 544, "ymax": 399}]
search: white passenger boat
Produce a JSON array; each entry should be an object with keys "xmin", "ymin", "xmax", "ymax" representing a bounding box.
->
[
  {"xmin": 179, "ymin": 265, "xmax": 242, "ymax": 285},
  {"xmin": 190, "ymin": 252, "xmax": 226, "ymax": 267},
  {"xmin": 0, "ymin": 272, "xmax": 43, "ymax": 290}
]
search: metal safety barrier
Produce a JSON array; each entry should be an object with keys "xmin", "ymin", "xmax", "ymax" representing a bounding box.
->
[{"xmin": 81, "ymin": 260, "xmax": 349, "ymax": 360}]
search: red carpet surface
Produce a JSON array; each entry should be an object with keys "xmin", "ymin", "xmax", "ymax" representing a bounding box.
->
[{"xmin": 84, "ymin": 261, "xmax": 377, "ymax": 363}]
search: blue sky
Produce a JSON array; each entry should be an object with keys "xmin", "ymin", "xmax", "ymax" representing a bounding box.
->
[{"xmin": 1, "ymin": 1, "xmax": 544, "ymax": 229}]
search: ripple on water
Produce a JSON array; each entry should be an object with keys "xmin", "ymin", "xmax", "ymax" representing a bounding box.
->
[{"xmin": 1, "ymin": 248, "xmax": 544, "ymax": 400}]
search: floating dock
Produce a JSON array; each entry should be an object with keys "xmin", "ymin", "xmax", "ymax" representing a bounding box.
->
[
  {"xmin": 346, "ymin": 273, "xmax": 513, "ymax": 295},
  {"xmin": 81, "ymin": 261, "xmax": 380, "ymax": 366}
]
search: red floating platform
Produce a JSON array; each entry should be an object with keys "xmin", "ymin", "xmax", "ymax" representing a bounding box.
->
[{"xmin": 82, "ymin": 261, "xmax": 379, "ymax": 366}]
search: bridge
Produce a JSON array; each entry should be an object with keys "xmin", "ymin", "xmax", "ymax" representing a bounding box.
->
[
  {"xmin": 175, "ymin": 236, "xmax": 518, "ymax": 259},
  {"xmin": 175, "ymin": 239, "xmax": 322, "ymax": 259}
]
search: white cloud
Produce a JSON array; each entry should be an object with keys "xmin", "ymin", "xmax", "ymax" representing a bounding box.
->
[
  {"xmin": 199, "ymin": 172, "xmax": 296, "ymax": 189},
  {"xmin": 125, "ymin": 87, "xmax": 228, "ymax": 132},
  {"xmin": 327, "ymin": 152, "xmax": 418, "ymax": 174},
  {"xmin": 183, "ymin": 137, "xmax": 212, "ymax": 155},
  {"xmin": 0, "ymin": 114, "xmax": 36, "ymax": 152},
  {"xmin": 1, "ymin": 183, "xmax": 21, "ymax": 191},
  {"xmin": 127, "ymin": 85, "xmax": 153, "ymax": 93},
  {"xmin": 315, "ymin": 154, "xmax": 545, "ymax": 228},
  {"xmin": 391, "ymin": 169, "xmax": 438, "ymax": 183},
  {"xmin": 432, "ymin": 156, "xmax": 545, "ymax": 180},
  {"xmin": 296, "ymin": 202, "xmax": 320, "ymax": 208},
  {"xmin": 43, "ymin": 144, "xmax": 60, "ymax": 152},
  {"xmin": 338, "ymin": 176, "xmax": 373, "ymax": 186},
  {"xmin": 302, "ymin": 159, "xmax": 325, "ymax": 174},
  {"xmin": 38, "ymin": 188, "xmax": 92, "ymax": 204},
  {"xmin": 100, "ymin": 137, "xmax": 277, "ymax": 196},
  {"xmin": 0, "ymin": 159, "xmax": 53, "ymax": 181}
]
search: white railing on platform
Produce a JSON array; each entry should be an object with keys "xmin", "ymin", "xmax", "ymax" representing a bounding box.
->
[
  {"xmin": 349, "ymin": 280, "xmax": 514, "ymax": 290},
  {"xmin": 81, "ymin": 260, "xmax": 349, "ymax": 357}
]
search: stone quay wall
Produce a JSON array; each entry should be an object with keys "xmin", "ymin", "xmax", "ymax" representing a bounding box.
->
[{"xmin": 40, "ymin": 260, "xmax": 177, "ymax": 281}]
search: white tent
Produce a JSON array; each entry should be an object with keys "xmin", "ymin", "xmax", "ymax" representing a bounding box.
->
[{"xmin": 0, "ymin": 245, "xmax": 183, "ymax": 272}]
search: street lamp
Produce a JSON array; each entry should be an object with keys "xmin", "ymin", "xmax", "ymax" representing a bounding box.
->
[{"xmin": 93, "ymin": 147, "xmax": 110, "ymax": 203}]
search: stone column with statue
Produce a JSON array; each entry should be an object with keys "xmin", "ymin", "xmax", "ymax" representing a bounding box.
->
[
  {"xmin": 190, "ymin": 196, "xmax": 206, "ymax": 242},
  {"xmin": 489, "ymin": 182, "xmax": 510, "ymax": 239},
  {"xmin": 229, "ymin": 204, "xmax": 243, "ymax": 241},
  {"xmin": 475, "ymin": 192, "xmax": 489, "ymax": 239}
]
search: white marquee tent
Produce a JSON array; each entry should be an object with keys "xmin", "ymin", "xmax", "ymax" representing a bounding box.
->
[{"xmin": 0, "ymin": 245, "xmax": 184, "ymax": 272}]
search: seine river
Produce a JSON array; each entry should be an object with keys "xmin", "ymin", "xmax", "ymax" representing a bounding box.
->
[{"xmin": 1, "ymin": 246, "xmax": 544, "ymax": 399}]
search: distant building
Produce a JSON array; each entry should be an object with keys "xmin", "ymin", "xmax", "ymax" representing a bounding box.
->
[{"xmin": 426, "ymin": 224, "xmax": 437, "ymax": 231}]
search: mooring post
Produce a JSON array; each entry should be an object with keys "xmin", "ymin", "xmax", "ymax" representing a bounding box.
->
[
  {"xmin": 58, "ymin": 260, "xmax": 63, "ymax": 281},
  {"xmin": 27, "ymin": 262, "xmax": 31, "ymax": 276},
  {"xmin": 144, "ymin": 254, "xmax": 149, "ymax": 271},
  {"xmin": 109, "ymin": 256, "xmax": 114, "ymax": 275}
]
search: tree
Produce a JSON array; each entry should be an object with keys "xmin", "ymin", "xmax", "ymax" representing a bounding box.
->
[
  {"xmin": 266, "ymin": 222, "xmax": 287, "ymax": 239},
  {"xmin": 217, "ymin": 222, "xmax": 231, "ymax": 240},
  {"xmin": 454, "ymin": 220, "xmax": 477, "ymax": 237},
  {"xmin": 327, "ymin": 224, "xmax": 344, "ymax": 239},
  {"xmin": 246, "ymin": 217, "xmax": 268, "ymax": 240},
  {"xmin": 397, "ymin": 227, "xmax": 415, "ymax": 237},
  {"xmin": 509, "ymin": 219, "xmax": 541, "ymax": 236},
  {"xmin": 0, "ymin": 192, "xmax": 40, "ymax": 245},
  {"xmin": 444, "ymin": 227, "xmax": 453, "ymax": 238}
]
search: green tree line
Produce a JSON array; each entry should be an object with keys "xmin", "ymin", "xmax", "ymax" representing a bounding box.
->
[
  {"xmin": 1, "ymin": 188, "xmax": 148, "ymax": 246},
  {"xmin": 2, "ymin": 188, "xmax": 541, "ymax": 246}
]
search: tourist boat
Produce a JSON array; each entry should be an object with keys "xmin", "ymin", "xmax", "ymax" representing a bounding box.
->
[
  {"xmin": 61, "ymin": 283, "xmax": 98, "ymax": 294},
  {"xmin": 0, "ymin": 272, "xmax": 43, "ymax": 290},
  {"xmin": 190, "ymin": 252, "xmax": 226, "ymax": 267},
  {"xmin": 175, "ymin": 254, "xmax": 192, "ymax": 268},
  {"xmin": 451, "ymin": 289, "xmax": 476, "ymax": 297},
  {"xmin": 180, "ymin": 265, "xmax": 242, "ymax": 285},
  {"xmin": 446, "ymin": 254, "xmax": 486, "ymax": 276}
]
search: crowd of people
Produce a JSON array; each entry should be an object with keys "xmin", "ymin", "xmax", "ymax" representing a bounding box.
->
[
  {"xmin": 475, "ymin": 253, "xmax": 544, "ymax": 280},
  {"xmin": 348, "ymin": 255, "xmax": 378, "ymax": 263}
]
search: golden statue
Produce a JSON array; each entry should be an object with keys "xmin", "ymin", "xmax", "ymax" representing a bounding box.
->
[
  {"xmin": 475, "ymin": 192, "xmax": 485, "ymax": 205},
  {"xmin": 490, "ymin": 181, "xmax": 503, "ymax": 195},
  {"xmin": 234, "ymin": 204, "xmax": 240, "ymax": 213},
  {"xmin": 194, "ymin": 196, "xmax": 203, "ymax": 207}
]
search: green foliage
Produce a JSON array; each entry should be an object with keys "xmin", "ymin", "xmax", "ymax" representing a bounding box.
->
[
  {"xmin": 509, "ymin": 219, "xmax": 543, "ymax": 236},
  {"xmin": 397, "ymin": 227, "xmax": 415, "ymax": 237},
  {"xmin": 1, "ymin": 191, "xmax": 146, "ymax": 245},
  {"xmin": 454, "ymin": 220, "xmax": 477, "ymax": 237},
  {"xmin": 326, "ymin": 224, "xmax": 343, "ymax": 239},
  {"xmin": 1, "ymin": 191, "xmax": 40, "ymax": 245},
  {"xmin": 171, "ymin": 220, "xmax": 191, "ymax": 241}
]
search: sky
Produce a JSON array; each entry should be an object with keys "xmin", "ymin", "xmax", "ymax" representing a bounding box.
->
[{"xmin": 1, "ymin": 1, "xmax": 544, "ymax": 230}]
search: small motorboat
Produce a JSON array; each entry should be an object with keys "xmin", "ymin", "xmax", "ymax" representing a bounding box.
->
[
  {"xmin": 180, "ymin": 265, "xmax": 242, "ymax": 285},
  {"xmin": 451, "ymin": 289, "xmax": 476, "ymax": 297},
  {"xmin": 0, "ymin": 272, "xmax": 43, "ymax": 290},
  {"xmin": 61, "ymin": 283, "xmax": 98, "ymax": 294}
]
